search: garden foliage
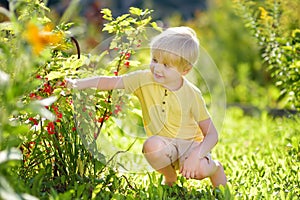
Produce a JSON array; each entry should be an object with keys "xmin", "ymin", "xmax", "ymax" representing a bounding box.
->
[
  {"xmin": 233, "ymin": 0, "xmax": 300, "ymax": 110},
  {"xmin": 0, "ymin": 1, "xmax": 158, "ymax": 199},
  {"xmin": 0, "ymin": 0, "xmax": 299, "ymax": 199}
]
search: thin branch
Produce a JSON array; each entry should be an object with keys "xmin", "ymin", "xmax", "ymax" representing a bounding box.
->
[
  {"xmin": 98, "ymin": 138, "xmax": 137, "ymax": 174},
  {"xmin": 71, "ymin": 36, "xmax": 80, "ymax": 59}
]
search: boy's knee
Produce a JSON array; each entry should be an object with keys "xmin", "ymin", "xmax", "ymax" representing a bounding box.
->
[
  {"xmin": 142, "ymin": 136, "xmax": 175, "ymax": 170},
  {"xmin": 142, "ymin": 136, "xmax": 167, "ymax": 154}
]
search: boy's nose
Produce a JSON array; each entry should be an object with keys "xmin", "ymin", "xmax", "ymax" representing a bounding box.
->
[{"xmin": 154, "ymin": 63, "xmax": 164, "ymax": 71}]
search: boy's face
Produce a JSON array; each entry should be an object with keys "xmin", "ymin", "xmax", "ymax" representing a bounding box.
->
[{"xmin": 150, "ymin": 56, "xmax": 187, "ymax": 89}]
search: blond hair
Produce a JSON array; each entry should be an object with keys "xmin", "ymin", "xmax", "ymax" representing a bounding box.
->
[{"xmin": 150, "ymin": 26, "xmax": 199, "ymax": 71}]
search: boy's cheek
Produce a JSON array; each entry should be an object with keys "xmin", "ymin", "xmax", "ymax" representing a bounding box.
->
[{"xmin": 150, "ymin": 65, "xmax": 154, "ymax": 73}]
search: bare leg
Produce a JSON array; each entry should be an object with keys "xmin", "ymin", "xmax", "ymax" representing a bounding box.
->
[
  {"xmin": 209, "ymin": 161, "xmax": 227, "ymax": 187},
  {"xmin": 142, "ymin": 136, "xmax": 178, "ymax": 186},
  {"xmin": 143, "ymin": 136, "xmax": 227, "ymax": 187},
  {"xmin": 193, "ymin": 158, "xmax": 227, "ymax": 188},
  {"xmin": 157, "ymin": 165, "xmax": 177, "ymax": 186}
]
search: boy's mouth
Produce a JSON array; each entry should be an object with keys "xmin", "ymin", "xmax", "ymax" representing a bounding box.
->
[{"xmin": 154, "ymin": 73, "xmax": 164, "ymax": 79}]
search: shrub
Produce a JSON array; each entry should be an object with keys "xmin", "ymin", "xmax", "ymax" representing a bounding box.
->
[
  {"xmin": 233, "ymin": 0, "xmax": 300, "ymax": 110},
  {"xmin": 0, "ymin": 1, "xmax": 158, "ymax": 198}
]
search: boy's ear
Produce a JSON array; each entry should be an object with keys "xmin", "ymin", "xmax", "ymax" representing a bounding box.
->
[{"xmin": 182, "ymin": 66, "xmax": 192, "ymax": 75}]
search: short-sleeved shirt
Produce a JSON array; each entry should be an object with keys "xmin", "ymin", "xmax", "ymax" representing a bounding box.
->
[{"xmin": 122, "ymin": 70, "xmax": 210, "ymax": 142}]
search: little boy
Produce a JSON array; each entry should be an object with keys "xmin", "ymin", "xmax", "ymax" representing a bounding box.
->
[{"xmin": 66, "ymin": 26, "xmax": 227, "ymax": 187}]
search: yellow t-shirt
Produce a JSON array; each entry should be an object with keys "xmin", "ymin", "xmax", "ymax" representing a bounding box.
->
[{"xmin": 122, "ymin": 70, "xmax": 210, "ymax": 142}]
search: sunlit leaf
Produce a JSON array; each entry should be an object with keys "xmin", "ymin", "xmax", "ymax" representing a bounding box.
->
[
  {"xmin": 0, "ymin": 148, "xmax": 22, "ymax": 164},
  {"xmin": 36, "ymin": 96, "xmax": 57, "ymax": 106},
  {"xmin": 0, "ymin": 70, "xmax": 9, "ymax": 86},
  {"xmin": 116, "ymin": 14, "xmax": 130, "ymax": 22},
  {"xmin": 46, "ymin": 71, "xmax": 66, "ymax": 81},
  {"xmin": 129, "ymin": 7, "xmax": 142, "ymax": 16},
  {"xmin": 0, "ymin": 22, "xmax": 13, "ymax": 31},
  {"xmin": 29, "ymin": 97, "xmax": 57, "ymax": 121},
  {"xmin": 101, "ymin": 8, "xmax": 112, "ymax": 18}
]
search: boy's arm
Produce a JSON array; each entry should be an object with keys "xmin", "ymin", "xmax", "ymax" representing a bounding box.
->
[
  {"xmin": 195, "ymin": 118, "xmax": 219, "ymax": 159},
  {"xmin": 180, "ymin": 118, "xmax": 218, "ymax": 177},
  {"xmin": 66, "ymin": 76, "xmax": 124, "ymax": 90}
]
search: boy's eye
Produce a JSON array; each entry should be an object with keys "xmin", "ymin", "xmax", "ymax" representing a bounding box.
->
[
  {"xmin": 152, "ymin": 58, "xmax": 158, "ymax": 63},
  {"xmin": 163, "ymin": 63, "xmax": 169, "ymax": 68}
]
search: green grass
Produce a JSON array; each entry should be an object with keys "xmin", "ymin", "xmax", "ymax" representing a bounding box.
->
[
  {"xmin": 56, "ymin": 107, "xmax": 299, "ymax": 200},
  {"xmin": 3, "ymin": 107, "xmax": 296, "ymax": 200},
  {"xmin": 215, "ymin": 108, "xmax": 299, "ymax": 199}
]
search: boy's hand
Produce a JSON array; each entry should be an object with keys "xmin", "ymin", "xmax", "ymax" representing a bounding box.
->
[
  {"xmin": 65, "ymin": 78, "xmax": 78, "ymax": 89},
  {"xmin": 180, "ymin": 144, "xmax": 209, "ymax": 179},
  {"xmin": 180, "ymin": 152, "xmax": 201, "ymax": 179}
]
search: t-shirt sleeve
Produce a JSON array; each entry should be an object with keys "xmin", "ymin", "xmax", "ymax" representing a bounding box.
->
[
  {"xmin": 122, "ymin": 70, "xmax": 150, "ymax": 94},
  {"xmin": 192, "ymin": 90, "xmax": 211, "ymax": 122}
]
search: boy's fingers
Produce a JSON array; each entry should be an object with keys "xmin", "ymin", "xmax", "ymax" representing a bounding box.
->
[
  {"xmin": 65, "ymin": 78, "xmax": 77, "ymax": 88},
  {"xmin": 189, "ymin": 171, "xmax": 195, "ymax": 179},
  {"xmin": 180, "ymin": 167, "xmax": 184, "ymax": 175},
  {"xmin": 180, "ymin": 165, "xmax": 186, "ymax": 175},
  {"xmin": 185, "ymin": 171, "xmax": 191, "ymax": 179}
]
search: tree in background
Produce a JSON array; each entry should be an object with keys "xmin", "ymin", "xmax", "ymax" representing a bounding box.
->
[{"xmin": 234, "ymin": 0, "xmax": 300, "ymax": 111}]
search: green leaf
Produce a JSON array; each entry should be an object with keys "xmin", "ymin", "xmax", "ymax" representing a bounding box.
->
[
  {"xmin": 116, "ymin": 14, "xmax": 130, "ymax": 22},
  {"xmin": 101, "ymin": 8, "xmax": 113, "ymax": 21},
  {"xmin": 0, "ymin": 148, "xmax": 22, "ymax": 164},
  {"xmin": 0, "ymin": 22, "xmax": 13, "ymax": 31},
  {"xmin": 102, "ymin": 15, "xmax": 112, "ymax": 21},
  {"xmin": 101, "ymin": 8, "xmax": 112, "ymax": 18},
  {"xmin": 102, "ymin": 24, "xmax": 115, "ymax": 33},
  {"xmin": 119, "ymin": 20, "xmax": 130, "ymax": 27},
  {"xmin": 129, "ymin": 7, "xmax": 142, "ymax": 16},
  {"xmin": 37, "ymin": 2, "xmax": 50, "ymax": 12},
  {"xmin": 31, "ymin": 171, "xmax": 45, "ymax": 196},
  {"xmin": 36, "ymin": 96, "xmax": 57, "ymax": 106},
  {"xmin": 0, "ymin": 70, "xmax": 10, "ymax": 87},
  {"xmin": 29, "ymin": 99, "xmax": 57, "ymax": 121},
  {"xmin": 46, "ymin": 71, "xmax": 66, "ymax": 81},
  {"xmin": 151, "ymin": 22, "xmax": 162, "ymax": 32},
  {"xmin": 109, "ymin": 41, "xmax": 118, "ymax": 49},
  {"xmin": 141, "ymin": 17, "xmax": 152, "ymax": 26}
]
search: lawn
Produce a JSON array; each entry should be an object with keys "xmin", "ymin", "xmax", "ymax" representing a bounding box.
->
[
  {"xmin": 0, "ymin": 1, "xmax": 299, "ymax": 199},
  {"xmin": 52, "ymin": 107, "xmax": 299, "ymax": 200}
]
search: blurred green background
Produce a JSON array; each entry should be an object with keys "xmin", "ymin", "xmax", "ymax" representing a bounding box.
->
[
  {"xmin": 0, "ymin": 0, "xmax": 299, "ymax": 199},
  {"xmin": 0, "ymin": 0, "xmax": 290, "ymax": 113}
]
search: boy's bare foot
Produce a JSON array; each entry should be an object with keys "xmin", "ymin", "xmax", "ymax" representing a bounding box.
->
[
  {"xmin": 164, "ymin": 181, "xmax": 176, "ymax": 186},
  {"xmin": 163, "ymin": 177, "xmax": 177, "ymax": 186},
  {"xmin": 210, "ymin": 161, "xmax": 227, "ymax": 188}
]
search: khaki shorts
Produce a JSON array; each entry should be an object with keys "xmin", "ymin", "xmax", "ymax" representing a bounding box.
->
[{"xmin": 143, "ymin": 136, "xmax": 211, "ymax": 170}]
